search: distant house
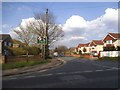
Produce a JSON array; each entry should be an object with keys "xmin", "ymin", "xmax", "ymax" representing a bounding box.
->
[
  {"xmin": 103, "ymin": 33, "xmax": 120, "ymax": 48},
  {"xmin": 0, "ymin": 34, "xmax": 13, "ymax": 55},
  {"xmin": 89, "ymin": 40, "xmax": 104, "ymax": 54},
  {"xmin": 12, "ymin": 39, "xmax": 25, "ymax": 48},
  {"xmin": 69, "ymin": 47, "xmax": 76, "ymax": 53},
  {"xmin": 77, "ymin": 43, "xmax": 90, "ymax": 54}
]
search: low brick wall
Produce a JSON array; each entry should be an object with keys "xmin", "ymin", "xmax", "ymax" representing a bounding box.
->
[
  {"xmin": 65, "ymin": 54, "xmax": 80, "ymax": 57},
  {"xmin": 5, "ymin": 55, "xmax": 42, "ymax": 63},
  {"xmin": 81, "ymin": 54, "xmax": 91, "ymax": 59},
  {"xmin": 65, "ymin": 54, "xmax": 92, "ymax": 59}
]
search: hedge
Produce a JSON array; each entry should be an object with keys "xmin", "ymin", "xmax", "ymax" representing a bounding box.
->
[
  {"xmin": 10, "ymin": 47, "xmax": 41, "ymax": 56},
  {"xmin": 10, "ymin": 48, "xmax": 26, "ymax": 56}
]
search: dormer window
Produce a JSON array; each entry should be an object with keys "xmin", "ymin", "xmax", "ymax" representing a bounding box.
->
[{"xmin": 106, "ymin": 40, "xmax": 112, "ymax": 44}]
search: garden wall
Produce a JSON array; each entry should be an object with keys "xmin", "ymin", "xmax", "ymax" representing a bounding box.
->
[
  {"xmin": 100, "ymin": 51, "xmax": 120, "ymax": 57},
  {"xmin": 5, "ymin": 55, "xmax": 42, "ymax": 63}
]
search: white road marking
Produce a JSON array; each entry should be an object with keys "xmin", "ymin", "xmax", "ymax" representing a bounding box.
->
[
  {"xmin": 25, "ymin": 76, "xmax": 36, "ymax": 78},
  {"xmin": 56, "ymin": 72, "xmax": 66, "ymax": 75},
  {"xmin": 106, "ymin": 68, "xmax": 115, "ymax": 71},
  {"xmin": 95, "ymin": 70, "xmax": 104, "ymax": 72},
  {"xmin": 11, "ymin": 77, "xmax": 17, "ymax": 80},
  {"xmin": 95, "ymin": 62, "xmax": 119, "ymax": 69},
  {"xmin": 84, "ymin": 71, "xmax": 93, "ymax": 73},
  {"xmin": 40, "ymin": 74, "xmax": 53, "ymax": 76}
]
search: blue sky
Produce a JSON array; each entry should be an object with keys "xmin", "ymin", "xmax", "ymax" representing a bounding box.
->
[{"xmin": 2, "ymin": 2, "xmax": 118, "ymax": 47}]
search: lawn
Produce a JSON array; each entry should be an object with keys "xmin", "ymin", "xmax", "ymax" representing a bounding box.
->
[
  {"xmin": 2, "ymin": 59, "xmax": 51, "ymax": 70},
  {"xmin": 97, "ymin": 57, "xmax": 120, "ymax": 61}
]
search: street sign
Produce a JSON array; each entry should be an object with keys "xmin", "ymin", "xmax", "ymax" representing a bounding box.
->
[{"xmin": 37, "ymin": 36, "xmax": 47, "ymax": 44}]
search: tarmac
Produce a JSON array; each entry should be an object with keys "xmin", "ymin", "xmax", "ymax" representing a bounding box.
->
[{"xmin": 2, "ymin": 58, "xmax": 66, "ymax": 77}]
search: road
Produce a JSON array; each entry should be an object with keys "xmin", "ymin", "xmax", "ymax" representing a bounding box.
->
[{"xmin": 2, "ymin": 57, "xmax": 120, "ymax": 88}]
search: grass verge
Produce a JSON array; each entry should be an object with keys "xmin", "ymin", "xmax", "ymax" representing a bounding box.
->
[
  {"xmin": 2, "ymin": 59, "xmax": 51, "ymax": 70},
  {"xmin": 97, "ymin": 57, "xmax": 120, "ymax": 61}
]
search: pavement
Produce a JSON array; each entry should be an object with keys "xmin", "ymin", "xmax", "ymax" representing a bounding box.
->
[{"xmin": 2, "ymin": 58, "xmax": 66, "ymax": 77}]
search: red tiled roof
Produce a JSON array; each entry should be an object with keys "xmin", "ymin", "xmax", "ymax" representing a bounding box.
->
[
  {"xmin": 103, "ymin": 33, "xmax": 120, "ymax": 42},
  {"xmin": 109, "ymin": 33, "xmax": 120, "ymax": 39},
  {"xmin": 78, "ymin": 43, "xmax": 90, "ymax": 47},
  {"xmin": 89, "ymin": 41, "xmax": 96, "ymax": 46},
  {"xmin": 93, "ymin": 40, "xmax": 104, "ymax": 45}
]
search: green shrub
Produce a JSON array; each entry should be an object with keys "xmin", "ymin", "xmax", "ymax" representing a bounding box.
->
[
  {"xmin": 27, "ymin": 47, "xmax": 41, "ymax": 55},
  {"xmin": 10, "ymin": 47, "xmax": 41, "ymax": 56},
  {"xmin": 103, "ymin": 46, "xmax": 116, "ymax": 51},
  {"xmin": 116, "ymin": 46, "xmax": 120, "ymax": 51},
  {"xmin": 10, "ymin": 48, "xmax": 26, "ymax": 56}
]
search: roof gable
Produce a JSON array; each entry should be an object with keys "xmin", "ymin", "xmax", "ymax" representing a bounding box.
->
[
  {"xmin": 93, "ymin": 40, "xmax": 104, "ymax": 45},
  {"xmin": 78, "ymin": 43, "xmax": 90, "ymax": 47},
  {"xmin": 90, "ymin": 40, "xmax": 104, "ymax": 46},
  {"xmin": 0, "ymin": 34, "xmax": 12, "ymax": 41},
  {"xmin": 103, "ymin": 33, "xmax": 120, "ymax": 42},
  {"xmin": 89, "ymin": 41, "xmax": 96, "ymax": 46},
  {"xmin": 109, "ymin": 33, "xmax": 120, "ymax": 39}
]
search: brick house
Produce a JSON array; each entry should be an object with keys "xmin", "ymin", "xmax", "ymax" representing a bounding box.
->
[
  {"xmin": 103, "ymin": 33, "xmax": 120, "ymax": 48},
  {"xmin": 89, "ymin": 40, "xmax": 104, "ymax": 54},
  {"xmin": 77, "ymin": 43, "xmax": 90, "ymax": 54},
  {"xmin": 0, "ymin": 34, "xmax": 13, "ymax": 55}
]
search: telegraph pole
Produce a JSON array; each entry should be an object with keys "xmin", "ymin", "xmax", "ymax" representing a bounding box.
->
[{"xmin": 45, "ymin": 8, "xmax": 49, "ymax": 59}]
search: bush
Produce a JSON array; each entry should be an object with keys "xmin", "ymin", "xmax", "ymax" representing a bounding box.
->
[
  {"xmin": 116, "ymin": 46, "xmax": 120, "ymax": 51},
  {"xmin": 103, "ymin": 46, "xmax": 116, "ymax": 51},
  {"xmin": 10, "ymin": 47, "xmax": 41, "ymax": 56},
  {"xmin": 10, "ymin": 47, "xmax": 26, "ymax": 56},
  {"xmin": 26, "ymin": 47, "xmax": 41, "ymax": 55}
]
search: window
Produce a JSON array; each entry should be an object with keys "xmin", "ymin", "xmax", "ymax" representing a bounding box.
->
[
  {"xmin": 4, "ymin": 42, "xmax": 7, "ymax": 46},
  {"xmin": 106, "ymin": 40, "xmax": 112, "ymax": 44},
  {"xmin": 92, "ymin": 46, "xmax": 95, "ymax": 49},
  {"xmin": 9, "ymin": 42, "xmax": 11, "ymax": 46}
]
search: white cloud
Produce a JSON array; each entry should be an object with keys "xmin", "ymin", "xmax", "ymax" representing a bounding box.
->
[
  {"xmin": 60, "ymin": 8, "xmax": 118, "ymax": 47},
  {"xmin": 70, "ymin": 36, "xmax": 86, "ymax": 40},
  {"xmin": 10, "ymin": 8, "xmax": 118, "ymax": 48},
  {"xmin": 63, "ymin": 15, "xmax": 87, "ymax": 32},
  {"xmin": 2, "ymin": 24, "xmax": 12, "ymax": 28}
]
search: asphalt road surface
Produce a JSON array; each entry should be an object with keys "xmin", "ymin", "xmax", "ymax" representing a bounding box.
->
[{"xmin": 2, "ymin": 57, "xmax": 120, "ymax": 88}]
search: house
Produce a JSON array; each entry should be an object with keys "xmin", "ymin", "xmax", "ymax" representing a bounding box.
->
[
  {"xmin": 77, "ymin": 43, "xmax": 90, "ymax": 54},
  {"xmin": 99, "ymin": 33, "xmax": 120, "ymax": 57},
  {"xmin": 0, "ymin": 34, "xmax": 13, "ymax": 55},
  {"xmin": 89, "ymin": 40, "xmax": 104, "ymax": 54},
  {"xmin": 69, "ymin": 47, "xmax": 76, "ymax": 53},
  {"xmin": 12, "ymin": 39, "xmax": 25, "ymax": 48},
  {"xmin": 103, "ymin": 33, "xmax": 120, "ymax": 48}
]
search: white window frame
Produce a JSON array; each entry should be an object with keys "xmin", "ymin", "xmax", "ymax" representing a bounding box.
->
[
  {"xmin": 106, "ymin": 40, "xmax": 112, "ymax": 44},
  {"xmin": 8, "ymin": 42, "xmax": 11, "ymax": 46},
  {"xmin": 4, "ymin": 42, "xmax": 7, "ymax": 46}
]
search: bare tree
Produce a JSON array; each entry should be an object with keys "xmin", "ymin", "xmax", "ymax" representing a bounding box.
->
[
  {"xmin": 33, "ymin": 11, "xmax": 64, "ymax": 46},
  {"xmin": 13, "ymin": 24, "xmax": 36, "ymax": 46},
  {"xmin": 30, "ymin": 10, "xmax": 64, "ymax": 59},
  {"xmin": 13, "ymin": 9, "xmax": 64, "ymax": 59},
  {"xmin": 54, "ymin": 45, "xmax": 68, "ymax": 54}
]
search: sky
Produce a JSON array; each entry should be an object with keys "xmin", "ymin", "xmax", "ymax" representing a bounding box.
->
[{"xmin": 2, "ymin": 2, "xmax": 119, "ymax": 48}]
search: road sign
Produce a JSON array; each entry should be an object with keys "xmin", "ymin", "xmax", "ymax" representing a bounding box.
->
[{"xmin": 37, "ymin": 36, "xmax": 47, "ymax": 44}]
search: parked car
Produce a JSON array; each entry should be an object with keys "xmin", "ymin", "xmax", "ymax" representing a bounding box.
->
[
  {"xmin": 53, "ymin": 52, "xmax": 58, "ymax": 57},
  {"xmin": 91, "ymin": 51, "xmax": 98, "ymax": 57},
  {"xmin": 59, "ymin": 53, "xmax": 64, "ymax": 57}
]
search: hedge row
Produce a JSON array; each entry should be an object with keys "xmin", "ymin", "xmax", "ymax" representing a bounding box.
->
[{"xmin": 10, "ymin": 47, "xmax": 41, "ymax": 56}]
